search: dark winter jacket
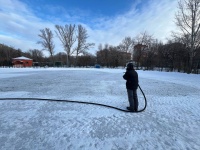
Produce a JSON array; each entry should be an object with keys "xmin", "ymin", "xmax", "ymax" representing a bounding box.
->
[{"xmin": 123, "ymin": 69, "xmax": 138, "ymax": 90}]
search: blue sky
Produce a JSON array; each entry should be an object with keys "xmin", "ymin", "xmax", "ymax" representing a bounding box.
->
[
  {"xmin": 0, "ymin": 0, "xmax": 178, "ymax": 56},
  {"xmin": 25, "ymin": 0, "xmax": 134, "ymax": 18}
]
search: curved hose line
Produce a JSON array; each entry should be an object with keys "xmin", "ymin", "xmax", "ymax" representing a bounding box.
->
[
  {"xmin": 137, "ymin": 84, "xmax": 147, "ymax": 112},
  {"xmin": 0, "ymin": 85, "xmax": 147, "ymax": 113}
]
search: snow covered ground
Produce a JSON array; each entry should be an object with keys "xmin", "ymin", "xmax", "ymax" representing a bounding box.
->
[{"xmin": 0, "ymin": 67, "xmax": 200, "ymax": 150}]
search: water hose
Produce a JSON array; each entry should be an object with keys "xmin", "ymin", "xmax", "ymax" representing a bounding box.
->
[{"xmin": 0, "ymin": 85, "xmax": 147, "ymax": 113}]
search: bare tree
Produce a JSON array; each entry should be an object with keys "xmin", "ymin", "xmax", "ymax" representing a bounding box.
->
[
  {"xmin": 38, "ymin": 28, "xmax": 55, "ymax": 66},
  {"xmin": 133, "ymin": 31, "xmax": 154, "ymax": 69},
  {"xmin": 55, "ymin": 24, "xmax": 76, "ymax": 67},
  {"xmin": 98, "ymin": 43, "xmax": 103, "ymax": 51},
  {"xmin": 119, "ymin": 36, "xmax": 135, "ymax": 61},
  {"xmin": 134, "ymin": 31, "xmax": 154, "ymax": 46},
  {"xmin": 74, "ymin": 25, "xmax": 95, "ymax": 65},
  {"xmin": 76, "ymin": 53, "xmax": 96, "ymax": 67},
  {"xmin": 28, "ymin": 49, "xmax": 44, "ymax": 65},
  {"xmin": 120, "ymin": 36, "xmax": 135, "ymax": 53},
  {"xmin": 175, "ymin": 0, "xmax": 200, "ymax": 73},
  {"xmin": 96, "ymin": 45, "xmax": 131, "ymax": 67},
  {"xmin": 0, "ymin": 44, "xmax": 16, "ymax": 66},
  {"xmin": 142, "ymin": 40, "xmax": 159, "ymax": 70},
  {"xmin": 96, "ymin": 44, "xmax": 109, "ymax": 67}
]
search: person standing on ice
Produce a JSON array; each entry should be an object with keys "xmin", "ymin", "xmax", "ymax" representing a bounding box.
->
[{"xmin": 123, "ymin": 62, "xmax": 139, "ymax": 112}]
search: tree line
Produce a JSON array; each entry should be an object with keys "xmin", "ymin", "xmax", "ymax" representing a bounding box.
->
[
  {"xmin": 1, "ymin": 33, "xmax": 199, "ymax": 73},
  {"xmin": 0, "ymin": 0, "xmax": 200, "ymax": 73},
  {"xmin": 0, "ymin": 43, "xmax": 96, "ymax": 67}
]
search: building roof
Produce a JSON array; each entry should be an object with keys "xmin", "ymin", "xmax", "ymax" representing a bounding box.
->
[{"xmin": 13, "ymin": 56, "xmax": 32, "ymax": 60}]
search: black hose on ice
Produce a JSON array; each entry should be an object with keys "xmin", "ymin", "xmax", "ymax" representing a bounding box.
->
[
  {"xmin": 0, "ymin": 85, "xmax": 147, "ymax": 113},
  {"xmin": 136, "ymin": 84, "xmax": 147, "ymax": 112}
]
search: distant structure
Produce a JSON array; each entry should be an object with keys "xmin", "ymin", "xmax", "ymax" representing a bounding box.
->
[
  {"xmin": 95, "ymin": 64, "xmax": 101, "ymax": 68},
  {"xmin": 134, "ymin": 44, "xmax": 148, "ymax": 54},
  {"xmin": 12, "ymin": 56, "xmax": 33, "ymax": 67}
]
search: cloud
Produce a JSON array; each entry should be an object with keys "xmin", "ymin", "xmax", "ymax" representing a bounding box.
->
[
  {"xmin": 0, "ymin": 0, "xmax": 57, "ymax": 51},
  {"xmin": 87, "ymin": 0, "xmax": 178, "ymax": 50},
  {"xmin": 0, "ymin": 0, "xmax": 178, "ymax": 56},
  {"xmin": 0, "ymin": 34, "xmax": 39, "ymax": 50}
]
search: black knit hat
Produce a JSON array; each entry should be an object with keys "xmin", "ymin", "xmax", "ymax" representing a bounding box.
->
[{"xmin": 126, "ymin": 62, "xmax": 134, "ymax": 70}]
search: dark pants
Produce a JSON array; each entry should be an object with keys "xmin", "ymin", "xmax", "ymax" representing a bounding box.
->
[{"xmin": 127, "ymin": 89, "xmax": 138, "ymax": 111}]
